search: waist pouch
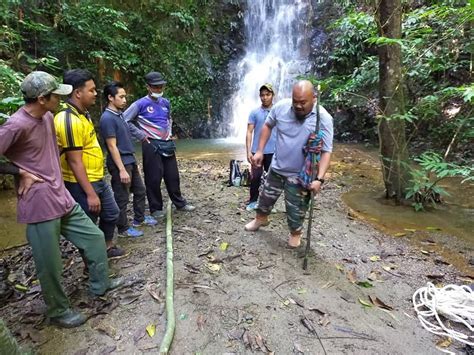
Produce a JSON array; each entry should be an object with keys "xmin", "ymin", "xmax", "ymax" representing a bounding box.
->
[{"xmin": 150, "ymin": 139, "xmax": 176, "ymax": 157}]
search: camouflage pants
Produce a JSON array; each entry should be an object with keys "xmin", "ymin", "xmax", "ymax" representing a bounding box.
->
[{"xmin": 257, "ymin": 169, "xmax": 310, "ymax": 233}]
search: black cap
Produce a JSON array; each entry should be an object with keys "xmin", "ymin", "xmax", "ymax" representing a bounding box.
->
[{"xmin": 145, "ymin": 71, "xmax": 167, "ymax": 86}]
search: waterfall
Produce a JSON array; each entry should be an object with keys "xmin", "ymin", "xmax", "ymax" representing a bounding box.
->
[{"xmin": 226, "ymin": 0, "xmax": 313, "ymax": 140}]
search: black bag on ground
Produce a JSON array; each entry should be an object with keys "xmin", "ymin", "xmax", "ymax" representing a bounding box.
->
[{"xmin": 228, "ymin": 159, "xmax": 242, "ymax": 187}]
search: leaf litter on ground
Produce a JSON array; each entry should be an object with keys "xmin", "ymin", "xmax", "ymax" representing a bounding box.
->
[{"xmin": 368, "ymin": 295, "xmax": 394, "ymax": 311}]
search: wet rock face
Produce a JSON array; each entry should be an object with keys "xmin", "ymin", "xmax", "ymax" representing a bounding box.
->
[
  {"xmin": 207, "ymin": 1, "xmax": 245, "ymax": 139},
  {"xmin": 309, "ymin": 0, "xmax": 342, "ymax": 77}
]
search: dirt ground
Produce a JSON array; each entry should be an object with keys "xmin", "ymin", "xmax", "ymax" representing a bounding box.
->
[{"xmin": 0, "ymin": 147, "xmax": 473, "ymax": 355}]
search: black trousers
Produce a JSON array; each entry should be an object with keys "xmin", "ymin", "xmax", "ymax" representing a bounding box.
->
[
  {"xmin": 142, "ymin": 140, "xmax": 186, "ymax": 212},
  {"xmin": 249, "ymin": 153, "xmax": 273, "ymax": 203},
  {"xmin": 107, "ymin": 162, "xmax": 146, "ymax": 233}
]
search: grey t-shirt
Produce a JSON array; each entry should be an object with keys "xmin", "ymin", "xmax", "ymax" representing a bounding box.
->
[
  {"xmin": 99, "ymin": 108, "xmax": 136, "ymax": 166},
  {"xmin": 265, "ymin": 98, "xmax": 334, "ymax": 177}
]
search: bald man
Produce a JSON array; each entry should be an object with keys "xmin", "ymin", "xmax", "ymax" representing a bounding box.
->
[{"xmin": 244, "ymin": 80, "xmax": 334, "ymax": 248}]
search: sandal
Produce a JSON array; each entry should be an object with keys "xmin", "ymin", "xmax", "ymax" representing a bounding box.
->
[
  {"xmin": 107, "ymin": 246, "xmax": 126, "ymax": 259},
  {"xmin": 288, "ymin": 232, "xmax": 302, "ymax": 248}
]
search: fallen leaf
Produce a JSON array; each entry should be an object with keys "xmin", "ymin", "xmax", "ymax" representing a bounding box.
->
[
  {"xmin": 206, "ymin": 263, "xmax": 221, "ymax": 272},
  {"xmin": 393, "ymin": 232, "xmax": 406, "ymax": 237},
  {"xmin": 119, "ymin": 294, "xmax": 140, "ymax": 305},
  {"xmin": 404, "ymin": 228, "xmax": 417, "ymax": 232},
  {"xmin": 321, "ymin": 281, "xmax": 334, "ymax": 289},
  {"xmin": 95, "ymin": 322, "xmax": 117, "ymax": 339},
  {"xmin": 368, "ymin": 270, "xmax": 383, "ymax": 281},
  {"xmin": 219, "ymin": 242, "xmax": 229, "ymax": 251},
  {"xmin": 227, "ymin": 328, "xmax": 245, "ymax": 340},
  {"xmin": 288, "ymin": 294, "xmax": 305, "ymax": 308},
  {"xmin": 308, "ymin": 307, "xmax": 327, "ymax": 316},
  {"xmin": 293, "ymin": 342, "xmax": 304, "ymax": 354},
  {"xmin": 335, "ymin": 264, "xmax": 345, "ymax": 272},
  {"xmin": 421, "ymin": 250, "xmax": 430, "ymax": 255},
  {"xmin": 368, "ymin": 295, "xmax": 394, "ymax": 311},
  {"xmin": 426, "ymin": 226, "xmax": 441, "ymax": 231},
  {"xmin": 196, "ymin": 314, "xmax": 206, "ymax": 331},
  {"xmin": 318, "ymin": 313, "xmax": 330, "ymax": 327},
  {"xmin": 14, "ymin": 284, "xmax": 28, "ymax": 292},
  {"xmin": 146, "ymin": 324, "xmax": 156, "ymax": 337},
  {"xmin": 146, "ymin": 284, "xmax": 163, "ymax": 303},
  {"xmin": 436, "ymin": 337, "xmax": 452, "ymax": 348},
  {"xmin": 382, "ymin": 265, "xmax": 397, "ymax": 271},
  {"xmin": 255, "ymin": 333, "xmax": 265, "ymax": 351},
  {"xmin": 297, "ymin": 287, "xmax": 307, "ymax": 294},
  {"xmin": 356, "ymin": 281, "xmax": 374, "ymax": 288},
  {"xmin": 346, "ymin": 268, "xmax": 357, "ymax": 283},
  {"xmin": 369, "ymin": 256, "xmax": 381, "ymax": 262},
  {"xmin": 358, "ymin": 298, "xmax": 372, "ymax": 308}
]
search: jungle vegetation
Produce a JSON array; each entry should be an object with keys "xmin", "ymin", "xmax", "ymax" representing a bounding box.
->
[{"xmin": 0, "ymin": 0, "xmax": 472, "ymax": 209}]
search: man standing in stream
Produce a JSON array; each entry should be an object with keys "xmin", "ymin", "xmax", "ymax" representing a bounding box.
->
[{"xmin": 244, "ymin": 80, "xmax": 334, "ymax": 248}]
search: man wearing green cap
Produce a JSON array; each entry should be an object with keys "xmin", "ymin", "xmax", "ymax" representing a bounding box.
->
[{"xmin": 0, "ymin": 71, "xmax": 119, "ymax": 328}]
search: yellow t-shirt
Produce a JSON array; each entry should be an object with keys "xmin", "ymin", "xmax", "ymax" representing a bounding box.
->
[{"xmin": 54, "ymin": 103, "xmax": 104, "ymax": 182}]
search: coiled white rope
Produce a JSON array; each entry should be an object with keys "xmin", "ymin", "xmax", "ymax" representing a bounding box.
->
[{"xmin": 413, "ymin": 282, "xmax": 474, "ymax": 348}]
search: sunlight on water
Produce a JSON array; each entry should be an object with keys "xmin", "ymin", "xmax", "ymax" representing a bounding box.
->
[
  {"xmin": 176, "ymin": 138, "xmax": 247, "ymax": 162},
  {"xmin": 226, "ymin": 0, "xmax": 313, "ymax": 140}
]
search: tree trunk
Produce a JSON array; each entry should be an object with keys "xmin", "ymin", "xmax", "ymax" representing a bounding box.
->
[{"xmin": 376, "ymin": 0, "xmax": 409, "ymax": 202}]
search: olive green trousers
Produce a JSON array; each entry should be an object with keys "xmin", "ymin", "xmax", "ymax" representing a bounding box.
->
[{"xmin": 26, "ymin": 204, "xmax": 109, "ymax": 318}]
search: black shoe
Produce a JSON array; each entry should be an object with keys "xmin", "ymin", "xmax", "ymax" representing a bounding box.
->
[
  {"xmin": 50, "ymin": 309, "xmax": 87, "ymax": 328},
  {"xmin": 106, "ymin": 246, "xmax": 126, "ymax": 259},
  {"xmin": 177, "ymin": 204, "xmax": 196, "ymax": 212}
]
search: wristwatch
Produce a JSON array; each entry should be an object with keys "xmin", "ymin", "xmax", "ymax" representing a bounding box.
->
[{"xmin": 314, "ymin": 177, "xmax": 325, "ymax": 184}]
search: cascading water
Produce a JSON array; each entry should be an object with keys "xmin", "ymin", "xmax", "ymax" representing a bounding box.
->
[{"xmin": 226, "ymin": 0, "xmax": 313, "ymax": 140}]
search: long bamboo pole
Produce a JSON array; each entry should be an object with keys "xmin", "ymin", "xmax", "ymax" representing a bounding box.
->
[{"xmin": 159, "ymin": 199, "xmax": 175, "ymax": 354}]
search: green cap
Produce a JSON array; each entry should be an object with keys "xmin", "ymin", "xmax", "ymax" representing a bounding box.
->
[
  {"xmin": 21, "ymin": 71, "xmax": 72, "ymax": 99},
  {"xmin": 259, "ymin": 83, "xmax": 274, "ymax": 94}
]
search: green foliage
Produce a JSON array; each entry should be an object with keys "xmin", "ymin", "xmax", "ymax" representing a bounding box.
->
[
  {"xmin": 0, "ymin": 61, "xmax": 24, "ymax": 98},
  {"xmin": 324, "ymin": 1, "xmax": 472, "ymax": 154},
  {"xmin": 329, "ymin": 11, "xmax": 376, "ymax": 72},
  {"xmin": 405, "ymin": 152, "xmax": 473, "ymax": 210},
  {"xmin": 0, "ymin": 97, "xmax": 24, "ymax": 124},
  {"xmin": 0, "ymin": 0, "xmax": 238, "ymax": 131}
]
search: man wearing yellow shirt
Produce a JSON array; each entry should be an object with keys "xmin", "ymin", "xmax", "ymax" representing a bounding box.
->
[{"xmin": 54, "ymin": 69, "xmax": 124, "ymax": 258}]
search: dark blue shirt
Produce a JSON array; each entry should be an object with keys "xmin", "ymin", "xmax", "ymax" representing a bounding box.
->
[{"xmin": 99, "ymin": 108, "xmax": 136, "ymax": 166}]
